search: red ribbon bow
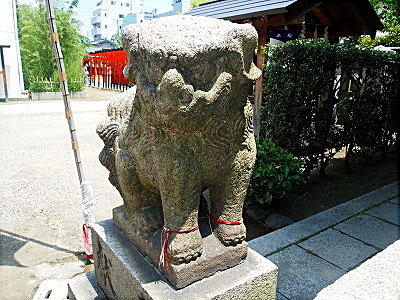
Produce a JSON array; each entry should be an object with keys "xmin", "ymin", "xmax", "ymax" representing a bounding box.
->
[{"xmin": 159, "ymin": 225, "xmax": 200, "ymax": 270}]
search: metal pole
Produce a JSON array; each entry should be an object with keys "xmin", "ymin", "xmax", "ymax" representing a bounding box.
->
[{"xmin": 44, "ymin": 0, "xmax": 85, "ymax": 184}]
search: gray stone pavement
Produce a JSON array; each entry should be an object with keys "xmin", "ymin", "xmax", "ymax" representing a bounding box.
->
[
  {"xmin": 0, "ymin": 99, "xmax": 122, "ymax": 299},
  {"xmin": 1, "ymin": 98, "xmax": 399, "ymax": 299},
  {"xmin": 315, "ymin": 240, "xmax": 400, "ymax": 300},
  {"xmin": 250, "ymin": 182, "xmax": 400, "ymax": 299}
]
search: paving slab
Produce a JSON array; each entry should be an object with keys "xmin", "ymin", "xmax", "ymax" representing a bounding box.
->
[
  {"xmin": 276, "ymin": 292, "xmax": 289, "ymax": 300},
  {"xmin": 33, "ymin": 279, "xmax": 69, "ymax": 300},
  {"xmin": 334, "ymin": 214, "xmax": 400, "ymax": 250},
  {"xmin": 390, "ymin": 196, "xmax": 400, "ymax": 205},
  {"xmin": 299, "ymin": 228, "xmax": 377, "ymax": 271},
  {"xmin": 315, "ymin": 240, "xmax": 400, "ymax": 300},
  {"xmin": 249, "ymin": 181, "xmax": 399, "ymax": 256},
  {"xmin": 68, "ymin": 271, "xmax": 107, "ymax": 300},
  {"xmin": 268, "ymin": 245, "xmax": 345, "ymax": 300},
  {"xmin": 367, "ymin": 202, "xmax": 400, "ymax": 226}
]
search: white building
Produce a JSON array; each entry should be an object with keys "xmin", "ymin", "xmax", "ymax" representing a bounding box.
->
[
  {"xmin": 121, "ymin": 0, "xmax": 190, "ymax": 30},
  {"xmin": 0, "ymin": 0, "xmax": 25, "ymax": 101},
  {"xmin": 91, "ymin": 0, "xmax": 144, "ymax": 41},
  {"xmin": 156, "ymin": 0, "xmax": 190, "ymax": 17}
]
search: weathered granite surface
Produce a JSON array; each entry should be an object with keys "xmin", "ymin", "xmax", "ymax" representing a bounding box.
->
[
  {"xmin": 96, "ymin": 14, "xmax": 261, "ymax": 280},
  {"xmin": 315, "ymin": 240, "xmax": 400, "ymax": 300},
  {"xmin": 334, "ymin": 214, "xmax": 400, "ymax": 250},
  {"xmin": 90, "ymin": 220, "xmax": 278, "ymax": 300},
  {"xmin": 113, "ymin": 205, "xmax": 248, "ymax": 288},
  {"xmin": 299, "ymin": 228, "xmax": 377, "ymax": 271},
  {"xmin": 268, "ymin": 245, "xmax": 345, "ymax": 299},
  {"xmin": 366, "ymin": 202, "xmax": 400, "ymax": 225},
  {"xmin": 68, "ymin": 271, "xmax": 106, "ymax": 300}
]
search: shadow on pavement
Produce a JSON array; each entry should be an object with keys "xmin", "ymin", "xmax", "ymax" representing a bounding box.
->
[{"xmin": 0, "ymin": 229, "xmax": 88, "ymax": 267}]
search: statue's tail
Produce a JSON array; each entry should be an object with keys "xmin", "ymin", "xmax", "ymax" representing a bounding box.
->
[{"xmin": 96, "ymin": 121, "xmax": 120, "ymax": 188}]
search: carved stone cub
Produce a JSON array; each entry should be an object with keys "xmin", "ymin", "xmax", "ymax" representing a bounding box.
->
[{"xmin": 97, "ymin": 15, "xmax": 261, "ymax": 265}]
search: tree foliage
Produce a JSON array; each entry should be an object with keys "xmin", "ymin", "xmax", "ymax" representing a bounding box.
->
[
  {"xmin": 369, "ymin": 0, "xmax": 400, "ymax": 28},
  {"xmin": 17, "ymin": 2, "xmax": 87, "ymax": 91},
  {"xmin": 111, "ymin": 31, "xmax": 122, "ymax": 49},
  {"xmin": 190, "ymin": 0, "xmax": 209, "ymax": 9},
  {"xmin": 360, "ymin": 0, "xmax": 400, "ymax": 47}
]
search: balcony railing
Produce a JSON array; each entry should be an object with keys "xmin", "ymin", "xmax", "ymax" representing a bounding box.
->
[
  {"xmin": 91, "ymin": 27, "xmax": 102, "ymax": 36},
  {"xmin": 91, "ymin": 15, "xmax": 102, "ymax": 25}
]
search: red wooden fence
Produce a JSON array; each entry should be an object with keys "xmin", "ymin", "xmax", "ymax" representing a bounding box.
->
[{"xmin": 83, "ymin": 48, "xmax": 130, "ymax": 91}]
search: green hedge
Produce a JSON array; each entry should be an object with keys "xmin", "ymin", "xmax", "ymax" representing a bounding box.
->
[{"xmin": 262, "ymin": 40, "xmax": 399, "ymax": 175}]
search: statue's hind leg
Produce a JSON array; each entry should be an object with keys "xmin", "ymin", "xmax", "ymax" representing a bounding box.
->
[
  {"xmin": 209, "ymin": 146, "xmax": 256, "ymax": 246},
  {"xmin": 115, "ymin": 149, "xmax": 162, "ymax": 234}
]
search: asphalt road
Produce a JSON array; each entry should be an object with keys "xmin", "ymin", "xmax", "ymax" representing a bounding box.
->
[{"xmin": 0, "ymin": 100, "xmax": 123, "ymax": 299}]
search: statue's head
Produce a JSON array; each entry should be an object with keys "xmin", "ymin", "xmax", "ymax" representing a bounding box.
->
[
  {"xmin": 123, "ymin": 15, "xmax": 260, "ymax": 87},
  {"xmin": 122, "ymin": 16, "xmax": 260, "ymax": 117}
]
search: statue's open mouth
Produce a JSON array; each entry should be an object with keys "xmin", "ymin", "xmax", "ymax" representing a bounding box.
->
[{"xmin": 136, "ymin": 68, "xmax": 233, "ymax": 116}]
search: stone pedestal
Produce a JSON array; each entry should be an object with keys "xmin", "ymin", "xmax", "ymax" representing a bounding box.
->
[
  {"xmin": 113, "ymin": 205, "xmax": 248, "ymax": 289},
  {"xmin": 69, "ymin": 219, "xmax": 278, "ymax": 300}
]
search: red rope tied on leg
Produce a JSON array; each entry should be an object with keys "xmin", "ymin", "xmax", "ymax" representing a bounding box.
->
[
  {"xmin": 207, "ymin": 212, "xmax": 241, "ymax": 225},
  {"xmin": 159, "ymin": 225, "xmax": 200, "ymax": 270}
]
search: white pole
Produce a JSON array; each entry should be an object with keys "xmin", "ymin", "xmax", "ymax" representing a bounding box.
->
[{"xmin": 44, "ymin": 0, "xmax": 95, "ymax": 259}]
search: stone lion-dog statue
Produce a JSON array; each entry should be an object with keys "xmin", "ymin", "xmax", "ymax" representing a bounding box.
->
[{"xmin": 97, "ymin": 15, "xmax": 261, "ymax": 268}]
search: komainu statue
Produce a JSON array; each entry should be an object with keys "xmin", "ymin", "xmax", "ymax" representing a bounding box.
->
[{"xmin": 97, "ymin": 15, "xmax": 261, "ymax": 272}]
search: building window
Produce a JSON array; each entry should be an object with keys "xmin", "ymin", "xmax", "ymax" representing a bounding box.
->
[
  {"xmin": 119, "ymin": 14, "xmax": 124, "ymax": 18},
  {"xmin": 111, "ymin": 1, "xmax": 116, "ymax": 5},
  {"xmin": 125, "ymin": 3, "xmax": 129, "ymax": 7}
]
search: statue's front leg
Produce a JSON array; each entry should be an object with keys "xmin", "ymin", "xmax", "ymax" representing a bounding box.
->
[
  {"xmin": 209, "ymin": 146, "xmax": 256, "ymax": 246},
  {"xmin": 155, "ymin": 144, "xmax": 203, "ymax": 265}
]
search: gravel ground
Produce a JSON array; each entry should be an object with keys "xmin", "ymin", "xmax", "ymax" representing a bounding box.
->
[{"xmin": 0, "ymin": 100, "xmax": 122, "ymax": 299}]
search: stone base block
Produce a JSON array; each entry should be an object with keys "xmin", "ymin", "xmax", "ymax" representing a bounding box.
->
[
  {"xmin": 113, "ymin": 205, "xmax": 247, "ymax": 289},
  {"xmin": 68, "ymin": 271, "xmax": 107, "ymax": 300},
  {"xmin": 91, "ymin": 219, "xmax": 278, "ymax": 300}
]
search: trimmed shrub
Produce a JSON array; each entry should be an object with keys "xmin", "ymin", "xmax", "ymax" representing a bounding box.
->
[
  {"xmin": 246, "ymin": 138, "xmax": 305, "ymax": 206},
  {"xmin": 262, "ymin": 40, "xmax": 344, "ymax": 175},
  {"xmin": 262, "ymin": 40, "xmax": 399, "ymax": 174},
  {"xmin": 336, "ymin": 45, "xmax": 399, "ymax": 163}
]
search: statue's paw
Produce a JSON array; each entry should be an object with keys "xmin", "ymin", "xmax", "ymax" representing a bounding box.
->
[
  {"xmin": 214, "ymin": 223, "xmax": 246, "ymax": 246},
  {"xmin": 169, "ymin": 229, "xmax": 203, "ymax": 264},
  {"xmin": 126, "ymin": 206, "xmax": 163, "ymax": 234}
]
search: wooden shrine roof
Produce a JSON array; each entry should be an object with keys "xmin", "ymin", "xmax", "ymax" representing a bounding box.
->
[{"xmin": 186, "ymin": 0, "xmax": 384, "ymax": 37}]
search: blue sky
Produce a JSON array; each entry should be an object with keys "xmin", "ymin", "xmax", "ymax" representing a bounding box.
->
[{"xmin": 74, "ymin": 0, "xmax": 173, "ymax": 38}]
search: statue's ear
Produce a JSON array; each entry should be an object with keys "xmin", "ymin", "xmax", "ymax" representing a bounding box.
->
[
  {"xmin": 122, "ymin": 25, "xmax": 140, "ymax": 84},
  {"xmin": 228, "ymin": 25, "xmax": 261, "ymax": 82}
]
